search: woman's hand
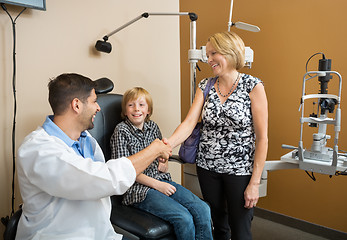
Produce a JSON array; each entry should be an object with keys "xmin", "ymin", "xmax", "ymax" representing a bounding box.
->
[{"xmin": 244, "ymin": 183, "xmax": 259, "ymax": 209}]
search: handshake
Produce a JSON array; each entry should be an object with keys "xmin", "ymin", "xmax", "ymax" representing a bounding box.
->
[
  {"xmin": 151, "ymin": 138, "xmax": 172, "ymax": 163},
  {"xmin": 127, "ymin": 138, "xmax": 173, "ymax": 176}
]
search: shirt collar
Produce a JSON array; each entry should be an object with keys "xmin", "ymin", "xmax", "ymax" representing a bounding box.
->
[
  {"xmin": 42, "ymin": 115, "xmax": 87, "ymax": 147},
  {"xmin": 125, "ymin": 118, "xmax": 150, "ymax": 133}
]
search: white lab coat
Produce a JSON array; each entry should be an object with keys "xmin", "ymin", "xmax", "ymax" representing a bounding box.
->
[{"xmin": 16, "ymin": 126, "xmax": 136, "ymax": 240}]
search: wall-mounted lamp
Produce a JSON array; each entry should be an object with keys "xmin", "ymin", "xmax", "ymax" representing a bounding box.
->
[
  {"xmin": 95, "ymin": 12, "xmax": 197, "ymax": 54},
  {"xmin": 94, "ymin": 12, "xmax": 200, "ymax": 102},
  {"xmin": 95, "ymin": 36, "xmax": 112, "ymax": 53}
]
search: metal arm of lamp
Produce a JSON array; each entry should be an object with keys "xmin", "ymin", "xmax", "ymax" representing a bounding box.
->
[{"xmin": 95, "ymin": 12, "xmax": 203, "ymax": 104}]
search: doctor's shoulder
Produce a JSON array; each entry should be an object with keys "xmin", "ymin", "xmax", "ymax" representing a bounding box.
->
[{"xmin": 18, "ymin": 126, "xmax": 64, "ymax": 155}]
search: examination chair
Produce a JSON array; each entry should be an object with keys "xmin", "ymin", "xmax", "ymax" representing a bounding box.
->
[{"xmin": 88, "ymin": 78, "xmax": 176, "ymax": 240}]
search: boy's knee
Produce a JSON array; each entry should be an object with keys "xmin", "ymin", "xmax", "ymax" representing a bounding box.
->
[
  {"xmin": 200, "ymin": 200, "xmax": 212, "ymax": 217},
  {"xmin": 182, "ymin": 210, "xmax": 194, "ymax": 222}
]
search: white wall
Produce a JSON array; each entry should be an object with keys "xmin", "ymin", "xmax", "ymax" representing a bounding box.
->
[{"xmin": 0, "ymin": 0, "xmax": 181, "ymax": 232}]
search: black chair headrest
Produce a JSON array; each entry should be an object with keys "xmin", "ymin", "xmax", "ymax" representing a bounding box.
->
[{"xmin": 94, "ymin": 77, "xmax": 114, "ymax": 94}]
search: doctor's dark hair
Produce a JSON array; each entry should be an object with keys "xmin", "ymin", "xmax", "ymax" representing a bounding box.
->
[
  {"xmin": 48, "ymin": 73, "xmax": 96, "ymax": 115},
  {"xmin": 121, "ymin": 87, "xmax": 153, "ymax": 122},
  {"xmin": 208, "ymin": 31, "xmax": 245, "ymax": 70}
]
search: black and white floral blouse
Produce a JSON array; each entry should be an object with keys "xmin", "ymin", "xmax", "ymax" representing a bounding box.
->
[{"xmin": 196, "ymin": 73, "xmax": 263, "ymax": 175}]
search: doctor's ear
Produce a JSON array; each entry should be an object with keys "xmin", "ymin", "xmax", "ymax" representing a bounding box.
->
[{"xmin": 71, "ymin": 98, "xmax": 82, "ymax": 113}]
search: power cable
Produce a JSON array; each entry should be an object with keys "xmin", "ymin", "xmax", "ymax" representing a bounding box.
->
[{"xmin": 1, "ymin": 3, "xmax": 26, "ymax": 222}]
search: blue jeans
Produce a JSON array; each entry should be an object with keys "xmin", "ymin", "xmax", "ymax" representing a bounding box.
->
[{"xmin": 134, "ymin": 180, "xmax": 213, "ymax": 240}]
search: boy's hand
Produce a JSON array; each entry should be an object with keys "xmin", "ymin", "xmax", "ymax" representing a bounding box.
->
[
  {"xmin": 155, "ymin": 181, "xmax": 176, "ymax": 196},
  {"xmin": 158, "ymin": 161, "xmax": 168, "ymax": 173}
]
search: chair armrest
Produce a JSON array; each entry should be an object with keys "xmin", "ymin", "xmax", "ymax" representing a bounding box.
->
[{"xmin": 168, "ymin": 154, "xmax": 185, "ymax": 164}]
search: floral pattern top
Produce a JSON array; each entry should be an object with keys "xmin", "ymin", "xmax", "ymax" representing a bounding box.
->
[{"xmin": 196, "ymin": 73, "xmax": 263, "ymax": 175}]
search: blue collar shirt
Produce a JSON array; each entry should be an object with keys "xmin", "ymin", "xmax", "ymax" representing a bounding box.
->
[{"xmin": 42, "ymin": 115, "xmax": 95, "ymax": 161}]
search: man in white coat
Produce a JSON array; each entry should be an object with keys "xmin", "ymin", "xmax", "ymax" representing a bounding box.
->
[{"xmin": 15, "ymin": 73, "xmax": 172, "ymax": 240}]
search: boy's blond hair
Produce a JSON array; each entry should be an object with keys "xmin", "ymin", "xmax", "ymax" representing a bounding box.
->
[{"xmin": 121, "ymin": 87, "xmax": 153, "ymax": 122}]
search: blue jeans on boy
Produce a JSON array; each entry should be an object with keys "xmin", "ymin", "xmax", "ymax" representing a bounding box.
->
[{"xmin": 134, "ymin": 180, "xmax": 212, "ymax": 240}]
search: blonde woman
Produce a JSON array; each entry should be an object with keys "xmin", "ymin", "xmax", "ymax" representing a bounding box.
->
[{"xmin": 168, "ymin": 31, "xmax": 268, "ymax": 240}]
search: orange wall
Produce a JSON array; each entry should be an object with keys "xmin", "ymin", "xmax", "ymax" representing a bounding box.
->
[{"xmin": 180, "ymin": 0, "xmax": 347, "ymax": 233}]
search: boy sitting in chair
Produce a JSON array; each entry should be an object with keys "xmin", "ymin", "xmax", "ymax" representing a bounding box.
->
[{"xmin": 110, "ymin": 87, "xmax": 212, "ymax": 240}]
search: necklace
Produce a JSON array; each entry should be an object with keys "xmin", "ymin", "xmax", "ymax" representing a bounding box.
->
[{"xmin": 217, "ymin": 72, "xmax": 240, "ymax": 97}]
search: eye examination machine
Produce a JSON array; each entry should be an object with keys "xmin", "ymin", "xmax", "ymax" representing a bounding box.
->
[
  {"xmin": 258, "ymin": 53, "xmax": 347, "ymax": 197},
  {"xmin": 283, "ymin": 55, "xmax": 343, "ymax": 173}
]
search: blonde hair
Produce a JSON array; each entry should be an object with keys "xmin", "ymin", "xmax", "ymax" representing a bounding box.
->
[
  {"xmin": 208, "ymin": 31, "xmax": 245, "ymax": 70},
  {"xmin": 121, "ymin": 87, "xmax": 153, "ymax": 121}
]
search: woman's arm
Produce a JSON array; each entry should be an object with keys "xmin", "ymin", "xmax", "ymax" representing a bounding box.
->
[
  {"xmin": 244, "ymin": 83, "xmax": 268, "ymax": 209},
  {"xmin": 168, "ymin": 87, "xmax": 205, "ymax": 148}
]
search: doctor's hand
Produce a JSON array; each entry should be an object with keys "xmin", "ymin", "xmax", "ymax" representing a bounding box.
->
[{"xmin": 244, "ymin": 182, "xmax": 259, "ymax": 209}]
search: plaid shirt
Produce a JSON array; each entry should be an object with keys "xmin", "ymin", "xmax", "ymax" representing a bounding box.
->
[{"xmin": 110, "ymin": 118, "xmax": 171, "ymax": 205}]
